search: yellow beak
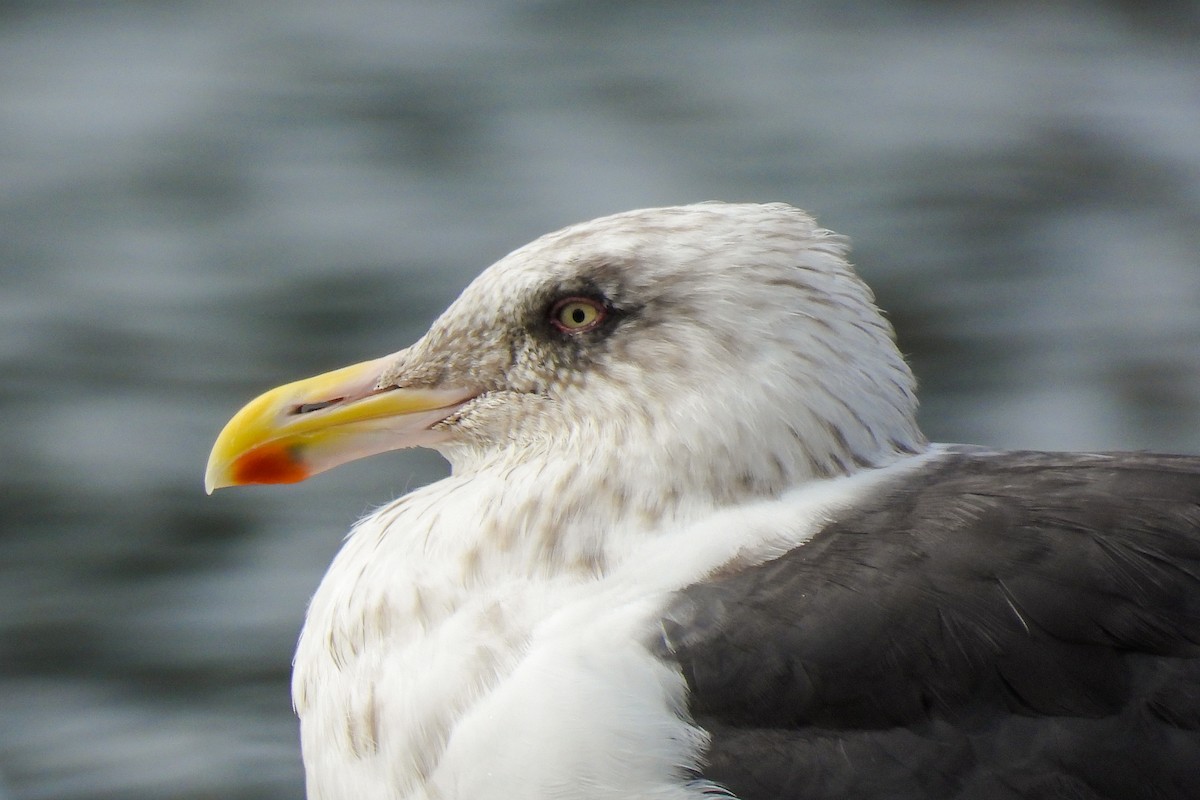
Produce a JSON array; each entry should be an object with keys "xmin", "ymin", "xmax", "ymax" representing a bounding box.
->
[{"xmin": 204, "ymin": 354, "xmax": 474, "ymax": 493}]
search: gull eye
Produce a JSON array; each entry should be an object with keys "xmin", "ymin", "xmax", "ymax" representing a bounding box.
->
[{"xmin": 550, "ymin": 297, "xmax": 606, "ymax": 333}]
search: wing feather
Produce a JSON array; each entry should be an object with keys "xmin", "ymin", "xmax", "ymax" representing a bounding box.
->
[{"xmin": 663, "ymin": 450, "xmax": 1200, "ymax": 799}]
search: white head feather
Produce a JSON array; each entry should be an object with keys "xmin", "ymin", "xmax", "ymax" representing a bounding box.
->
[{"xmin": 381, "ymin": 202, "xmax": 924, "ymax": 524}]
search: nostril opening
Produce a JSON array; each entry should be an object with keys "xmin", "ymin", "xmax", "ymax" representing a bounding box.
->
[{"xmin": 292, "ymin": 398, "xmax": 343, "ymax": 415}]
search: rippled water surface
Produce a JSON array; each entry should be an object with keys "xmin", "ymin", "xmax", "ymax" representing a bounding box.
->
[{"xmin": 2, "ymin": 2, "xmax": 1199, "ymax": 798}]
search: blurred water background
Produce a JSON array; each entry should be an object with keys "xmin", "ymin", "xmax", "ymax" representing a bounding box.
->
[{"xmin": 2, "ymin": 1, "xmax": 1199, "ymax": 798}]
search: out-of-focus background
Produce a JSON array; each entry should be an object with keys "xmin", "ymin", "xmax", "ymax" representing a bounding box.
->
[{"xmin": 2, "ymin": 1, "xmax": 1198, "ymax": 798}]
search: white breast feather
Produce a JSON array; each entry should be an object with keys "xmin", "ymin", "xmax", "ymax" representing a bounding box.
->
[{"xmin": 293, "ymin": 450, "xmax": 937, "ymax": 800}]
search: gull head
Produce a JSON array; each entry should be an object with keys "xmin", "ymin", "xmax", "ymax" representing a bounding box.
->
[{"xmin": 206, "ymin": 203, "xmax": 925, "ymax": 499}]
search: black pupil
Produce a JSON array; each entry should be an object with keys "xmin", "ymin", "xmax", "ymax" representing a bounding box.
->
[{"xmin": 570, "ymin": 307, "xmax": 587, "ymax": 324}]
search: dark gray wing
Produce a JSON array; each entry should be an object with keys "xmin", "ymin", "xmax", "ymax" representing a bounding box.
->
[{"xmin": 660, "ymin": 449, "xmax": 1200, "ymax": 800}]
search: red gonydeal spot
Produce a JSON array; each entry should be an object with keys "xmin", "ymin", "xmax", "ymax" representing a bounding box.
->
[{"xmin": 232, "ymin": 442, "xmax": 310, "ymax": 485}]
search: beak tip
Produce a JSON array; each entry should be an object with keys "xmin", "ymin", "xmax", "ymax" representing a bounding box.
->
[{"xmin": 204, "ymin": 458, "xmax": 222, "ymax": 495}]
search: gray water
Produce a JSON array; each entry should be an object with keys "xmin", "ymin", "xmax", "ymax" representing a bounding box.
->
[{"xmin": 2, "ymin": 2, "xmax": 1199, "ymax": 798}]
